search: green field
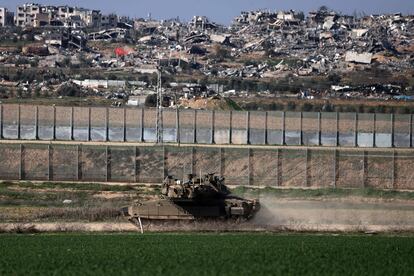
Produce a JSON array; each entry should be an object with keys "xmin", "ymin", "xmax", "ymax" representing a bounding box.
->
[{"xmin": 1, "ymin": 234, "xmax": 414, "ymax": 275}]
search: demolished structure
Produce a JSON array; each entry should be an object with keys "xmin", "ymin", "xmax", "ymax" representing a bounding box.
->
[{"xmin": 0, "ymin": 5, "xmax": 413, "ymax": 104}]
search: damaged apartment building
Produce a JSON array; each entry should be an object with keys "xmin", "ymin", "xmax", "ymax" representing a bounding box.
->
[
  {"xmin": 0, "ymin": 7, "xmax": 14, "ymax": 27},
  {"xmin": 13, "ymin": 3, "xmax": 116, "ymax": 29},
  {"xmin": 0, "ymin": 4, "xmax": 413, "ymax": 103}
]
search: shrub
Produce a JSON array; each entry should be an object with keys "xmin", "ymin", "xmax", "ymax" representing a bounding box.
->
[
  {"xmin": 56, "ymin": 83, "xmax": 82, "ymax": 97},
  {"xmin": 144, "ymin": 94, "xmax": 157, "ymax": 107}
]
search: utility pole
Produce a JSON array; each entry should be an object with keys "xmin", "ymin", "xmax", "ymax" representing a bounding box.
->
[{"xmin": 155, "ymin": 67, "xmax": 163, "ymax": 144}]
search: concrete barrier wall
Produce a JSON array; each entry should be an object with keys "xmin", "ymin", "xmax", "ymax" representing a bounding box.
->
[
  {"xmin": 0, "ymin": 104, "xmax": 413, "ymax": 148},
  {"xmin": 0, "ymin": 142, "xmax": 413, "ymax": 189}
]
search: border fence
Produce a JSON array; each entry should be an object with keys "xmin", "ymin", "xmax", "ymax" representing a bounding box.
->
[
  {"xmin": 0, "ymin": 104, "xmax": 413, "ymax": 148},
  {"xmin": 0, "ymin": 142, "xmax": 413, "ymax": 190}
]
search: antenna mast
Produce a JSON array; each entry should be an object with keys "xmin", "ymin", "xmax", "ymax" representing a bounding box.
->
[{"xmin": 155, "ymin": 67, "xmax": 163, "ymax": 144}]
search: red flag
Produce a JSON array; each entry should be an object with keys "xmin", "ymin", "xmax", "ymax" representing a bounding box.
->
[{"xmin": 115, "ymin": 47, "xmax": 128, "ymax": 57}]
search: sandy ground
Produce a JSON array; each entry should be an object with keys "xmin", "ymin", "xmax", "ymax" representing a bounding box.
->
[{"xmin": 2, "ymin": 197, "xmax": 414, "ymax": 233}]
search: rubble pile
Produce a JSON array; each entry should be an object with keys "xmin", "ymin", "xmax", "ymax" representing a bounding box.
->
[{"xmin": 0, "ymin": 5, "xmax": 413, "ymax": 105}]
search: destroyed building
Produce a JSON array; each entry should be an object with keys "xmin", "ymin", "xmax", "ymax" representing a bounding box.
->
[
  {"xmin": 13, "ymin": 3, "xmax": 115, "ymax": 29},
  {"xmin": 0, "ymin": 7, "xmax": 14, "ymax": 27},
  {"xmin": 190, "ymin": 16, "xmax": 218, "ymax": 31},
  {"xmin": 0, "ymin": 4, "xmax": 413, "ymax": 104}
]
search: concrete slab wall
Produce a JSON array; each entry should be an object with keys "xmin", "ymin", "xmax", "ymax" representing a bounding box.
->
[
  {"xmin": 1, "ymin": 104, "xmax": 413, "ymax": 148},
  {"xmin": 0, "ymin": 142, "xmax": 412, "ymax": 189}
]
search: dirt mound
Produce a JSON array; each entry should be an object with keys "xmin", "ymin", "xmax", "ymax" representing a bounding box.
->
[{"xmin": 179, "ymin": 96, "xmax": 232, "ymax": 110}]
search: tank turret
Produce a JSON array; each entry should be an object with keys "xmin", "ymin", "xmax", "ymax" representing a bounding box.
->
[{"xmin": 161, "ymin": 173, "xmax": 230, "ymax": 200}]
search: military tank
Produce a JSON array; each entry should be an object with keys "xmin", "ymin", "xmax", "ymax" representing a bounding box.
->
[{"xmin": 121, "ymin": 173, "xmax": 260, "ymax": 225}]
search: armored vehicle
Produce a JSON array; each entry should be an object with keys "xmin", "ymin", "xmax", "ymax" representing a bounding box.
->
[{"xmin": 121, "ymin": 173, "xmax": 260, "ymax": 224}]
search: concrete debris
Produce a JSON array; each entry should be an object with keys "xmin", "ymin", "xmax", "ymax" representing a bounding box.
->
[
  {"xmin": 351, "ymin": 29, "xmax": 369, "ymax": 38},
  {"xmin": 88, "ymin": 28, "xmax": 127, "ymax": 41},
  {"xmin": 22, "ymin": 44, "xmax": 49, "ymax": 56},
  {"xmin": 73, "ymin": 79, "xmax": 147, "ymax": 89},
  {"xmin": 0, "ymin": 4, "xmax": 412, "ymax": 104},
  {"xmin": 345, "ymin": 51, "xmax": 373, "ymax": 64},
  {"xmin": 210, "ymin": 34, "xmax": 231, "ymax": 44}
]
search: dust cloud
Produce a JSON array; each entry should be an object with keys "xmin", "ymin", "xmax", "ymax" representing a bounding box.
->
[{"xmin": 251, "ymin": 195, "xmax": 414, "ymax": 232}]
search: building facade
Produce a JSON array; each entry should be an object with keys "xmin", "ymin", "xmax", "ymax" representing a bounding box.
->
[
  {"xmin": 101, "ymin": 13, "xmax": 118, "ymax": 28},
  {"xmin": 15, "ymin": 3, "xmax": 103, "ymax": 28},
  {"xmin": 15, "ymin": 3, "xmax": 42, "ymax": 27},
  {"xmin": 0, "ymin": 7, "xmax": 14, "ymax": 27}
]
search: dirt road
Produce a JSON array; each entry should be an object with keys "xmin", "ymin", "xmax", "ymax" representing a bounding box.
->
[{"xmin": 1, "ymin": 197, "xmax": 414, "ymax": 233}]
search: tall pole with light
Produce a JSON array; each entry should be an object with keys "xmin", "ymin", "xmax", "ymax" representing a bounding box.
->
[{"xmin": 155, "ymin": 66, "xmax": 163, "ymax": 144}]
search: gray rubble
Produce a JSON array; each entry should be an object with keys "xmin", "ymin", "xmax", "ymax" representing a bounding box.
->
[{"xmin": 0, "ymin": 4, "xmax": 413, "ymax": 103}]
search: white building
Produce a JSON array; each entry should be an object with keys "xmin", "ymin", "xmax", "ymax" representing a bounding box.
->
[
  {"xmin": 84, "ymin": 10, "xmax": 101, "ymax": 28},
  {"xmin": 15, "ymin": 3, "xmax": 102, "ymax": 28},
  {"xmin": 15, "ymin": 3, "xmax": 41, "ymax": 27},
  {"xmin": 0, "ymin": 7, "xmax": 4, "ymax": 26},
  {"xmin": 33, "ymin": 12, "xmax": 49, "ymax": 27},
  {"xmin": 277, "ymin": 11, "xmax": 295, "ymax": 21},
  {"xmin": 0, "ymin": 7, "xmax": 14, "ymax": 27}
]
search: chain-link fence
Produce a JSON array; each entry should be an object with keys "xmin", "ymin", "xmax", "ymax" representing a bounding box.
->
[
  {"xmin": 1, "ymin": 104, "xmax": 414, "ymax": 148},
  {"xmin": 0, "ymin": 142, "xmax": 413, "ymax": 190}
]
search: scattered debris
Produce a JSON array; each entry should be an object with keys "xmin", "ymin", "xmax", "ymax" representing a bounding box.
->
[
  {"xmin": 0, "ymin": 4, "xmax": 412, "ymax": 103},
  {"xmin": 345, "ymin": 51, "xmax": 373, "ymax": 64}
]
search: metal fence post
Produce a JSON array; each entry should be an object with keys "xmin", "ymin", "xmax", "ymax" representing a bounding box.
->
[
  {"xmin": 410, "ymin": 114, "xmax": 413, "ymax": 148},
  {"xmin": 391, "ymin": 113, "xmax": 395, "ymax": 148},
  {"xmin": 0, "ymin": 104, "xmax": 3, "ymax": 139},
  {"xmin": 140, "ymin": 108, "xmax": 144, "ymax": 142},
  {"xmin": 134, "ymin": 146, "xmax": 138, "ymax": 183},
  {"xmin": 219, "ymin": 148, "xmax": 225, "ymax": 177},
  {"xmin": 176, "ymin": 108, "xmax": 180, "ymax": 144},
  {"xmin": 105, "ymin": 107, "xmax": 109, "ymax": 142},
  {"xmin": 305, "ymin": 148, "xmax": 310, "ymax": 187},
  {"xmin": 76, "ymin": 145, "xmax": 81, "ymax": 181},
  {"xmin": 276, "ymin": 148, "xmax": 280, "ymax": 186},
  {"xmin": 88, "ymin": 107, "xmax": 91, "ymax": 141},
  {"xmin": 70, "ymin": 106, "xmax": 74, "ymax": 141},
  {"xmin": 336, "ymin": 112, "xmax": 339, "ymax": 147},
  {"xmin": 211, "ymin": 110, "xmax": 215, "ymax": 144},
  {"xmin": 191, "ymin": 146, "xmax": 195, "ymax": 175},
  {"xmin": 264, "ymin": 111, "xmax": 268, "ymax": 145},
  {"xmin": 106, "ymin": 145, "xmax": 110, "ymax": 182},
  {"xmin": 354, "ymin": 113, "xmax": 358, "ymax": 147},
  {"xmin": 229, "ymin": 110, "xmax": 233, "ymax": 144},
  {"xmin": 52, "ymin": 106, "xmax": 56, "ymax": 140},
  {"xmin": 392, "ymin": 149, "xmax": 396, "ymax": 189},
  {"xmin": 318, "ymin": 112, "xmax": 321, "ymax": 146},
  {"xmin": 34, "ymin": 106, "xmax": 39, "ymax": 140},
  {"xmin": 162, "ymin": 146, "xmax": 167, "ymax": 179},
  {"xmin": 277, "ymin": 148, "xmax": 282, "ymax": 186},
  {"xmin": 48, "ymin": 144, "xmax": 52, "ymax": 181},
  {"xmin": 373, "ymin": 113, "xmax": 376, "ymax": 148},
  {"xmin": 246, "ymin": 111, "xmax": 250, "ymax": 144},
  {"xmin": 300, "ymin": 112, "xmax": 303, "ymax": 146},
  {"xmin": 19, "ymin": 144, "xmax": 23, "ymax": 180},
  {"xmin": 247, "ymin": 148, "xmax": 252, "ymax": 186},
  {"xmin": 282, "ymin": 111, "xmax": 286, "ymax": 145},
  {"xmin": 193, "ymin": 110, "xmax": 197, "ymax": 144},
  {"xmin": 123, "ymin": 108, "xmax": 127, "ymax": 142},
  {"xmin": 17, "ymin": 104, "xmax": 21, "ymax": 140},
  {"xmin": 333, "ymin": 149, "xmax": 338, "ymax": 188},
  {"xmin": 362, "ymin": 150, "xmax": 368, "ymax": 188}
]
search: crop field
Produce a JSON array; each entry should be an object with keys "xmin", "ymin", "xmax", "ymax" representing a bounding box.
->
[{"xmin": 1, "ymin": 234, "xmax": 414, "ymax": 275}]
